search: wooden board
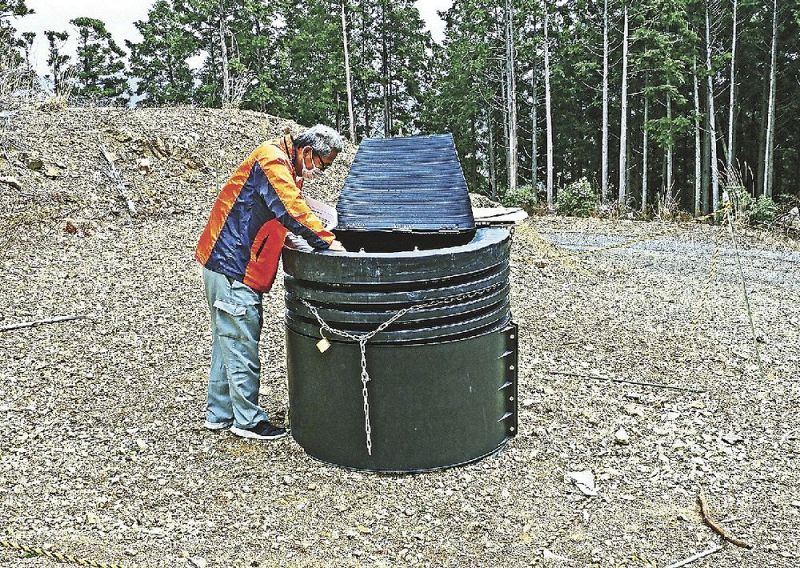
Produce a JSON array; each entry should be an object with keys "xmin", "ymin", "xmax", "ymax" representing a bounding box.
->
[{"xmin": 472, "ymin": 207, "xmax": 529, "ymax": 226}]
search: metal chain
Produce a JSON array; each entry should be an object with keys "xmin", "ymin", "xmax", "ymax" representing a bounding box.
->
[{"xmin": 300, "ymin": 281, "xmax": 505, "ymax": 455}]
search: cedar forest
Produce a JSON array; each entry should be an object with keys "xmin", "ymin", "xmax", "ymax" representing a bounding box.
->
[{"xmin": 2, "ymin": 0, "xmax": 799, "ymax": 216}]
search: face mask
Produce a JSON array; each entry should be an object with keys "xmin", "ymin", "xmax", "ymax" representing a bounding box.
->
[
  {"xmin": 300, "ymin": 152, "xmax": 322, "ymax": 181},
  {"xmin": 301, "ymin": 164, "xmax": 320, "ymax": 180}
]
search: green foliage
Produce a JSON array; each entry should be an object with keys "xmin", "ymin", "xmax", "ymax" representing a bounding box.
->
[
  {"xmin": 557, "ymin": 178, "xmax": 598, "ymax": 217},
  {"xmin": 632, "ymin": 0, "xmax": 697, "ymax": 153},
  {"xmin": 44, "ymin": 30, "xmax": 71, "ymax": 95},
  {"xmin": 423, "ymin": 0, "xmax": 537, "ymax": 193},
  {"xmin": 4, "ymin": 0, "xmax": 799, "ymax": 208},
  {"xmin": 127, "ymin": 0, "xmax": 196, "ymax": 105},
  {"xmin": 501, "ymin": 184, "xmax": 538, "ymax": 211},
  {"xmin": 281, "ymin": 0, "xmax": 346, "ymax": 126},
  {"xmin": 0, "ymin": 0, "xmax": 33, "ymax": 67},
  {"xmin": 729, "ymin": 187, "xmax": 777, "ymax": 225},
  {"xmin": 123, "ymin": 0, "xmax": 431, "ymax": 131},
  {"xmin": 729, "ymin": 186, "xmax": 754, "ymax": 217},
  {"xmin": 70, "ymin": 17, "xmax": 126, "ymax": 103},
  {"xmin": 750, "ymin": 196, "xmax": 777, "ymax": 224}
]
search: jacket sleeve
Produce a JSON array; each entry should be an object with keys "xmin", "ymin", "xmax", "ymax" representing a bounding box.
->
[{"xmin": 254, "ymin": 152, "xmax": 335, "ymax": 249}]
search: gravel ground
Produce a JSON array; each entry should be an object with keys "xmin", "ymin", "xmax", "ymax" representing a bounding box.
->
[{"xmin": 1, "ymin": 107, "xmax": 799, "ymax": 567}]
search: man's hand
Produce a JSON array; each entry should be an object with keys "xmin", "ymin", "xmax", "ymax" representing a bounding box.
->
[{"xmin": 328, "ymin": 239, "xmax": 346, "ymax": 252}]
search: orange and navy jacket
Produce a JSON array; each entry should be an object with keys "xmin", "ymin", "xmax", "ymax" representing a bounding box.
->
[{"xmin": 195, "ymin": 135, "xmax": 334, "ymax": 293}]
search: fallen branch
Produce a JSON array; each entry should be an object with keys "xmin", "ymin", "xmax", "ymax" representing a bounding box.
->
[
  {"xmin": 725, "ymin": 210, "xmax": 766, "ymax": 379},
  {"xmin": 664, "ymin": 543, "xmax": 723, "ymax": 568},
  {"xmin": 100, "ymin": 142, "xmax": 137, "ymax": 216},
  {"xmin": 0, "ymin": 315, "xmax": 90, "ymax": 332},
  {"xmin": 547, "ymin": 370, "xmax": 707, "ymax": 394},
  {"xmin": 698, "ymin": 493, "xmax": 753, "ymax": 549}
]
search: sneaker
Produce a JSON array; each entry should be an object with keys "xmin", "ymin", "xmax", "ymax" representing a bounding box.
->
[
  {"xmin": 230, "ymin": 421, "xmax": 288, "ymax": 441},
  {"xmin": 204, "ymin": 419, "xmax": 233, "ymax": 431}
]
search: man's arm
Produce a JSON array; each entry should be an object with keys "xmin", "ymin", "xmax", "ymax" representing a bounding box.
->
[{"xmin": 254, "ymin": 152, "xmax": 335, "ymax": 249}]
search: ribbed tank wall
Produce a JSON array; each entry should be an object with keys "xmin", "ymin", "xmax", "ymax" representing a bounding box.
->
[
  {"xmin": 282, "ymin": 227, "xmax": 518, "ymax": 472},
  {"xmin": 284, "ymin": 228, "xmax": 512, "ymax": 344}
]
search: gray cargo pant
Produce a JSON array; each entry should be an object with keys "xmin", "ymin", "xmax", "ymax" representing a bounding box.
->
[{"xmin": 202, "ymin": 267, "xmax": 270, "ymax": 429}]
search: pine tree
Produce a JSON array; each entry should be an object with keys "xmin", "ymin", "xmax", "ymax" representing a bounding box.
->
[
  {"xmin": 725, "ymin": 0, "xmax": 738, "ymax": 171},
  {"xmin": 704, "ymin": 1, "xmax": 720, "ymax": 211},
  {"xmin": 128, "ymin": 0, "xmax": 197, "ymax": 105},
  {"xmin": 379, "ymin": 0, "xmax": 432, "ymax": 136},
  {"xmin": 632, "ymin": 0, "xmax": 697, "ymax": 209},
  {"xmin": 0, "ymin": 0, "xmax": 32, "ymax": 72},
  {"xmin": 70, "ymin": 17, "xmax": 127, "ymax": 103},
  {"xmin": 544, "ymin": 6, "xmax": 554, "ymax": 209},
  {"xmin": 763, "ymin": 0, "xmax": 778, "ymax": 198},
  {"xmin": 341, "ymin": 0, "xmax": 356, "ymax": 141},
  {"xmin": 601, "ymin": 0, "xmax": 610, "ymax": 203},
  {"xmin": 234, "ymin": 0, "xmax": 284, "ymax": 112},
  {"xmin": 281, "ymin": 0, "xmax": 346, "ymax": 127},
  {"xmin": 45, "ymin": 30, "xmax": 70, "ymax": 95},
  {"xmin": 181, "ymin": 0, "xmax": 227, "ymax": 107},
  {"xmin": 20, "ymin": 30, "xmax": 33, "ymax": 69},
  {"xmin": 693, "ymin": 57, "xmax": 702, "ymax": 216},
  {"xmin": 423, "ymin": 0, "xmax": 494, "ymax": 192},
  {"xmin": 504, "ymin": 0, "xmax": 519, "ymax": 192},
  {"xmin": 618, "ymin": 4, "xmax": 629, "ymax": 206}
]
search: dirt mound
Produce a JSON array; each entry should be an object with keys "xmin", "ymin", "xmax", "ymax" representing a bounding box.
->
[
  {"xmin": 469, "ymin": 192, "xmax": 502, "ymax": 207},
  {"xmin": 0, "ymin": 106, "xmax": 356, "ymax": 242}
]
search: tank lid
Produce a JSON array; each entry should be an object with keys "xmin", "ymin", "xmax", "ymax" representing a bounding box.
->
[{"xmin": 336, "ymin": 134, "xmax": 476, "ymax": 233}]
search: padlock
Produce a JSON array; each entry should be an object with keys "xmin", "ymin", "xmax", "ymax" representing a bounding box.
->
[{"xmin": 316, "ymin": 328, "xmax": 331, "ymax": 353}]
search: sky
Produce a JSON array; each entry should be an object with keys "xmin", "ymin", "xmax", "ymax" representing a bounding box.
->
[{"xmin": 15, "ymin": 0, "xmax": 453, "ymax": 78}]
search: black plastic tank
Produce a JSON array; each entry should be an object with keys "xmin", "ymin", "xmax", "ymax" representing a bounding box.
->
[
  {"xmin": 283, "ymin": 228, "xmax": 518, "ymax": 472},
  {"xmin": 335, "ymin": 134, "xmax": 476, "ymax": 252},
  {"xmin": 283, "ymin": 134, "xmax": 517, "ymax": 472}
]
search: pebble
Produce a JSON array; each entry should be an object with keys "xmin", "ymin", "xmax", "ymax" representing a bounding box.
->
[{"xmin": 615, "ymin": 427, "xmax": 630, "ymax": 445}]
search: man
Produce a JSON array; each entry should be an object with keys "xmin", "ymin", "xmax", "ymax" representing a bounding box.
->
[{"xmin": 195, "ymin": 124, "xmax": 345, "ymax": 440}]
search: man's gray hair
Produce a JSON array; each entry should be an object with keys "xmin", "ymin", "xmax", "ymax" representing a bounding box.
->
[{"xmin": 294, "ymin": 124, "xmax": 344, "ymax": 156}]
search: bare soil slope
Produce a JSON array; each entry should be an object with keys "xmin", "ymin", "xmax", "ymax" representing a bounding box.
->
[{"xmin": 1, "ymin": 107, "xmax": 798, "ymax": 567}]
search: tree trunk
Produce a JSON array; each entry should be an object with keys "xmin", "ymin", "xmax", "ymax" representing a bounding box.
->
[
  {"xmin": 693, "ymin": 58, "xmax": 702, "ymax": 216},
  {"xmin": 361, "ymin": 0, "xmax": 370, "ymax": 137},
  {"xmin": 601, "ymin": 0, "xmax": 609, "ymax": 202},
  {"xmin": 470, "ymin": 114, "xmax": 478, "ymax": 183},
  {"xmin": 207, "ymin": 33, "xmax": 220, "ymax": 105},
  {"xmin": 756, "ymin": 73, "xmax": 768, "ymax": 194},
  {"xmin": 341, "ymin": 0, "xmax": 356, "ymax": 142},
  {"xmin": 702, "ymin": 114, "xmax": 711, "ymax": 213},
  {"xmin": 499, "ymin": 49, "xmax": 509, "ymax": 184},
  {"xmin": 726, "ymin": 0, "xmax": 738, "ymax": 171},
  {"xmin": 704, "ymin": 3, "xmax": 719, "ymax": 212},
  {"xmin": 544, "ymin": 9, "xmax": 554, "ymax": 209},
  {"xmin": 531, "ymin": 67, "xmax": 538, "ymax": 188},
  {"xmin": 618, "ymin": 5, "xmax": 629, "ymax": 206},
  {"xmin": 764, "ymin": 0, "xmax": 778, "ymax": 198},
  {"xmin": 496, "ymin": 8, "xmax": 509, "ymax": 187},
  {"xmin": 387, "ymin": 30, "xmax": 393, "ymax": 135},
  {"xmin": 716, "ymin": 107, "xmax": 730, "ymax": 164},
  {"xmin": 666, "ymin": 89, "xmax": 672, "ymax": 196},
  {"xmin": 336, "ymin": 92, "xmax": 342, "ymax": 133},
  {"xmin": 505, "ymin": 0, "xmax": 518, "ymax": 193},
  {"xmin": 219, "ymin": 12, "xmax": 230, "ymax": 106},
  {"xmin": 381, "ymin": 0, "xmax": 389, "ymax": 137},
  {"xmin": 488, "ymin": 111, "xmax": 497, "ymax": 199},
  {"xmin": 642, "ymin": 86, "xmax": 649, "ymax": 213},
  {"xmin": 626, "ymin": 119, "xmax": 632, "ymax": 198}
]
